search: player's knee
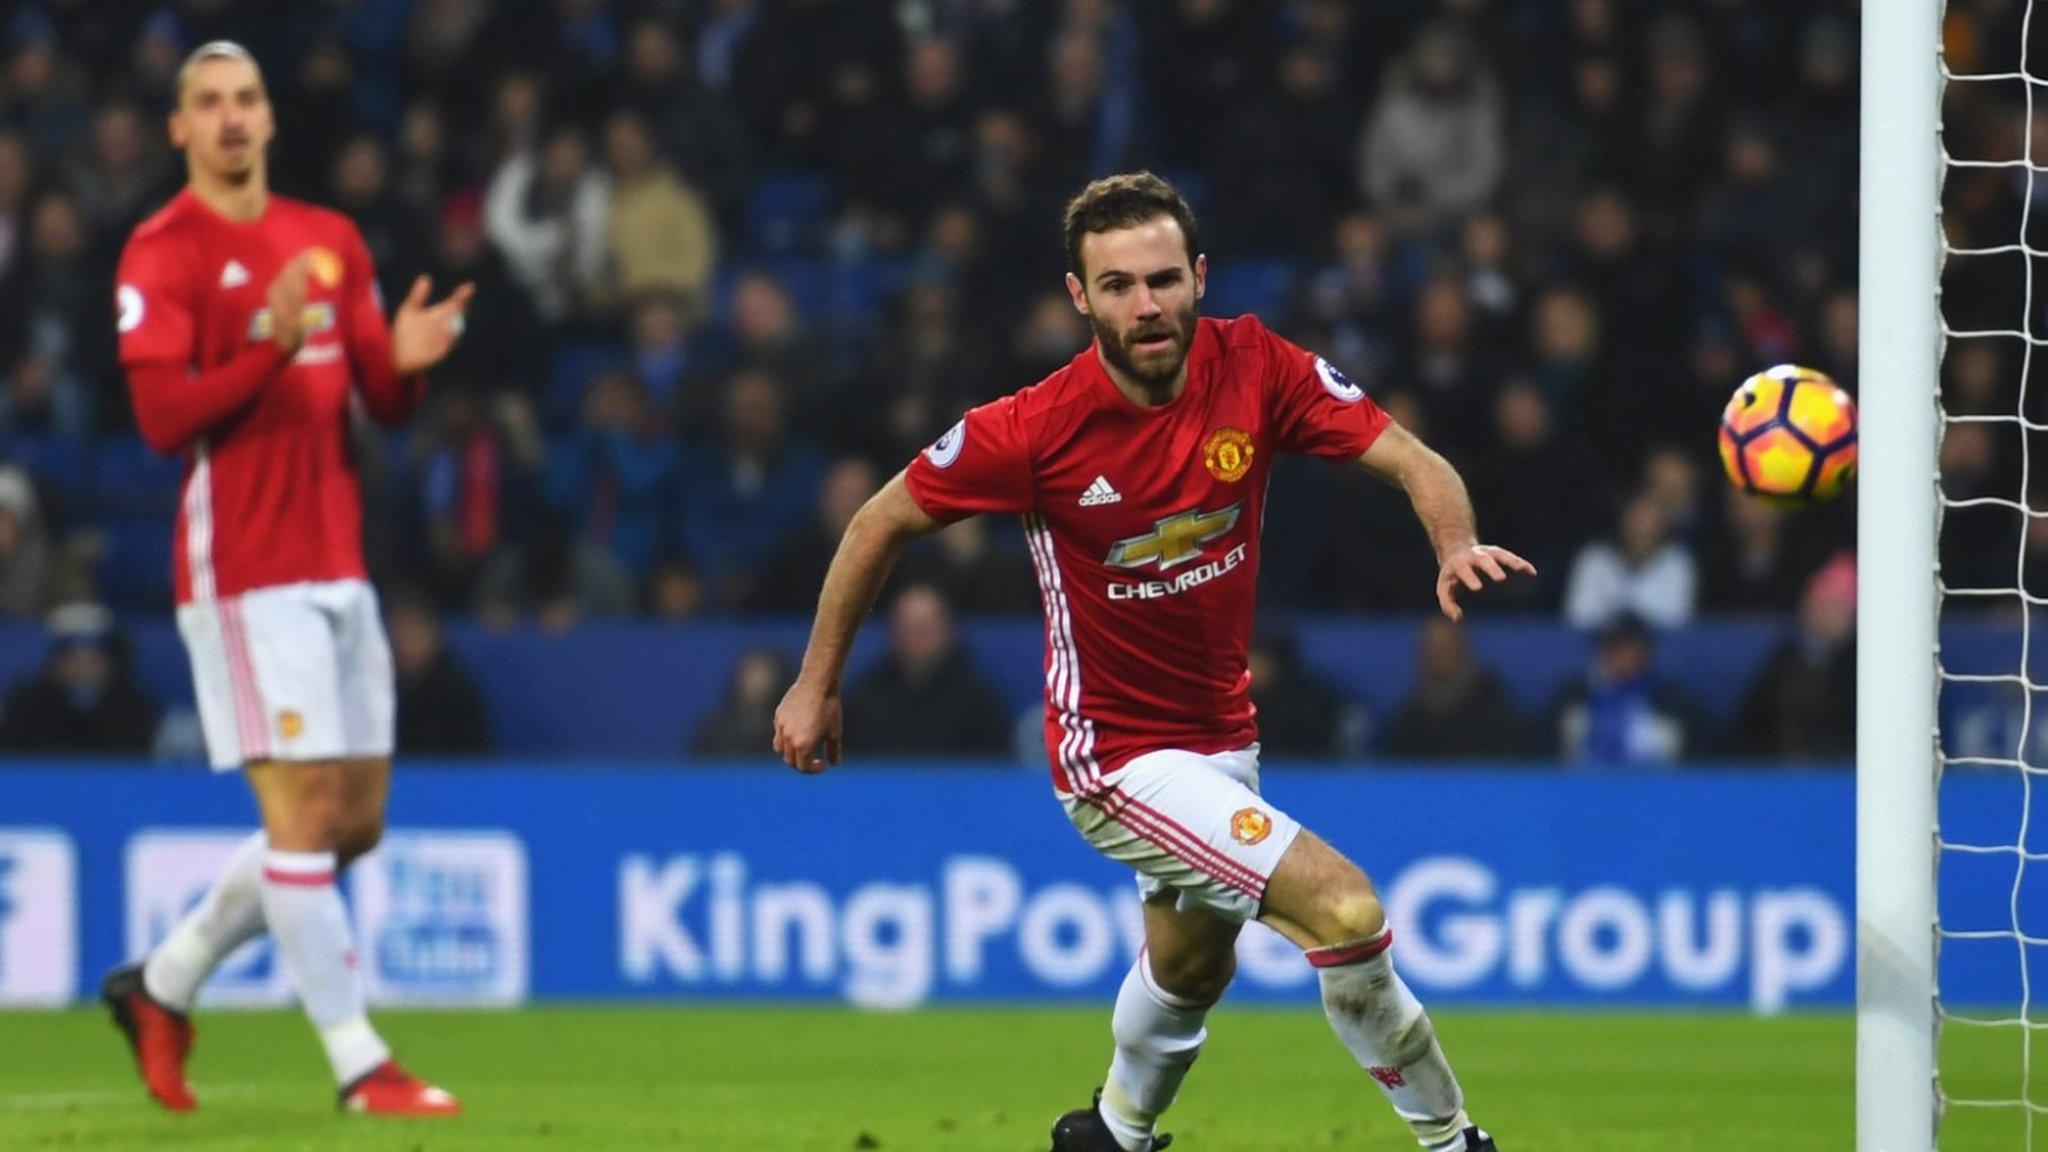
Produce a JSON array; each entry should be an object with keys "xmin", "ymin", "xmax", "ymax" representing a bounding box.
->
[
  {"xmin": 1148, "ymin": 945, "xmax": 1235, "ymax": 1006},
  {"xmin": 1315, "ymin": 882, "xmax": 1387, "ymax": 948},
  {"xmin": 336, "ymin": 816, "xmax": 383, "ymax": 863}
]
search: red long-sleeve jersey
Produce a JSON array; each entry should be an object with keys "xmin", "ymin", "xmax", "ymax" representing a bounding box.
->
[
  {"xmin": 116, "ymin": 189, "xmax": 421, "ymax": 603},
  {"xmin": 904, "ymin": 315, "xmax": 1391, "ymax": 794}
]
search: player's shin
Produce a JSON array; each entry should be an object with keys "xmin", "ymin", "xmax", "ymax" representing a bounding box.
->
[
  {"xmin": 1101, "ymin": 952, "xmax": 1211, "ymax": 1151},
  {"xmin": 143, "ymin": 830, "xmax": 268, "ymax": 1011},
  {"xmin": 260, "ymin": 848, "xmax": 390, "ymax": 1084},
  {"xmin": 1309, "ymin": 929, "xmax": 1474, "ymax": 1152}
]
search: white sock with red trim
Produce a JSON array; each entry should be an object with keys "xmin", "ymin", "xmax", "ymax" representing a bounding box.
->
[
  {"xmin": 1099, "ymin": 951, "xmax": 1211, "ymax": 1152},
  {"xmin": 1309, "ymin": 928, "xmax": 1475, "ymax": 1152},
  {"xmin": 260, "ymin": 848, "xmax": 389, "ymax": 1085},
  {"xmin": 144, "ymin": 830, "xmax": 267, "ymax": 1012}
]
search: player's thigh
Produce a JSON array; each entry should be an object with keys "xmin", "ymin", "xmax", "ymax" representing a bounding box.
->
[
  {"xmin": 1141, "ymin": 890, "xmax": 1243, "ymax": 1004},
  {"xmin": 1065, "ymin": 745, "xmax": 1301, "ymax": 926},
  {"xmin": 329, "ymin": 581, "xmax": 396, "ymax": 761},
  {"xmin": 245, "ymin": 757, "xmax": 388, "ymax": 853},
  {"xmin": 175, "ymin": 599, "xmax": 257, "ymax": 771},
  {"xmin": 1256, "ymin": 828, "xmax": 1386, "ymax": 951},
  {"xmin": 235, "ymin": 583, "xmax": 350, "ymax": 760}
]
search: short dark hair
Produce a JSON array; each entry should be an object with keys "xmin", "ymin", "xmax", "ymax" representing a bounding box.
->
[{"xmin": 1062, "ymin": 171, "xmax": 1201, "ymax": 279}]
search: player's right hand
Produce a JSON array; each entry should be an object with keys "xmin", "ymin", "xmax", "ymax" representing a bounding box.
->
[
  {"xmin": 267, "ymin": 254, "xmax": 311, "ymax": 355},
  {"xmin": 772, "ymin": 678, "xmax": 843, "ymax": 774}
]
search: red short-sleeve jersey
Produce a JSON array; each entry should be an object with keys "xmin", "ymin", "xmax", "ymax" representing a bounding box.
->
[{"xmin": 904, "ymin": 315, "xmax": 1389, "ymax": 793}]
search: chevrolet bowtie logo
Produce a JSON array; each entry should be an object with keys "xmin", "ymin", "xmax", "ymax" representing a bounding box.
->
[{"xmin": 1104, "ymin": 503, "xmax": 1242, "ymax": 571}]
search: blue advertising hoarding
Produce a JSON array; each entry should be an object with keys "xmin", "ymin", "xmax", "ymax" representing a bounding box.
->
[{"xmin": 0, "ymin": 764, "xmax": 2027, "ymax": 1012}]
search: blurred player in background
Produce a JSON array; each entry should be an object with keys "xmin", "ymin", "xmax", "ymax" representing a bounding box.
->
[
  {"xmin": 99, "ymin": 42, "xmax": 472, "ymax": 1116},
  {"xmin": 775, "ymin": 172, "xmax": 1532, "ymax": 1152}
]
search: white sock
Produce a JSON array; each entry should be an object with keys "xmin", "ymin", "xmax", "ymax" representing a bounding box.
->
[
  {"xmin": 1310, "ymin": 929, "xmax": 1474, "ymax": 1152},
  {"xmin": 260, "ymin": 848, "xmax": 389, "ymax": 1085},
  {"xmin": 1099, "ymin": 949, "xmax": 1212, "ymax": 1152},
  {"xmin": 143, "ymin": 831, "xmax": 268, "ymax": 1012}
]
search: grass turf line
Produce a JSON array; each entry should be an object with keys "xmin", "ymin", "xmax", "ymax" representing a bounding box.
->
[{"xmin": 0, "ymin": 1006, "xmax": 2017, "ymax": 1150}]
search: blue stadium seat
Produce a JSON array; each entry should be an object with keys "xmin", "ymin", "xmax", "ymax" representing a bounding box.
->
[
  {"xmin": 746, "ymin": 170, "xmax": 838, "ymax": 254},
  {"xmin": 96, "ymin": 517, "xmax": 175, "ymax": 611},
  {"xmin": 2, "ymin": 433, "xmax": 89, "ymax": 500},
  {"xmin": 88, "ymin": 435, "xmax": 183, "ymax": 518},
  {"xmin": 756, "ymin": 255, "xmax": 835, "ymax": 326},
  {"xmin": 544, "ymin": 340, "xmax": 626, "ymax": 430},
  {"xmin": 829, "ymin": 254, "xmax": 909, "ymax": 333},
  {"xmin": 1203, "ymin": 257, "xmax": 1300, "ymax": 325}
]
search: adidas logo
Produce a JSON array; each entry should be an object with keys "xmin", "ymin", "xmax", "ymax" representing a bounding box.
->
[
  {"xmin": 1078, "ymin": 476, "xmax": 1122, "ymax": 506},
  {"xmin": 220, "ymin": 260, "xmax": 250, "ymax": 288}
]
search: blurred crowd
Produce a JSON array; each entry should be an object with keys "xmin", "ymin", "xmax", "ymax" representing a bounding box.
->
[{"xmin": 0, "ymin": 0, "xmax": 2032, "ymax": 762}]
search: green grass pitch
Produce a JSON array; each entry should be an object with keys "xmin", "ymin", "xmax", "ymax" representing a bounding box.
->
[{"xmin": 0, "ymin": 1006, "xmax": 2028, "ymax": 1150}]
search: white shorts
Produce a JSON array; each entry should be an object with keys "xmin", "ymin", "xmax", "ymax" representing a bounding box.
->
[
  {"xmin": 175, "ymin": 579, "xmax": 396, "ymax": 771},
  {"xmin": 1061, "ymin": 744, "xmax": 1302, "ymax": 924}
]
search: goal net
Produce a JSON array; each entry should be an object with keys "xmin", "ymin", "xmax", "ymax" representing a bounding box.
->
[{"xmin": 1923, "ymin": 1, "xmax": 2048, "ymax": 1148}]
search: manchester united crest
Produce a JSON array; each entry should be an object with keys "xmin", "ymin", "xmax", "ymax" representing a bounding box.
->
[
  {"xmin": 1202, "ymin": 427, "xmax": 1254, "ymax": 483},
  {"xmin": 307, "ymin": 247, "xmax": 345, "ymax": 288},
  {"xmin": 1229, "ymin": 806, "xmax": 1273, "ymax": 846}
]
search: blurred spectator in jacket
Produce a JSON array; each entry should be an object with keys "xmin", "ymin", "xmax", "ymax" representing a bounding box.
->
[
  {"xmin": 1384, "ymin": 618, "xmax": 1527, "ymax": 759},
  {"xmin": 845, "ymin": 584, "xmax": 1009, "ymax": 757},
  {"xmin": 388, "ymin": 590, "xmax": 491, "ymax": 755},
  {"xmin": 0, "ymin": 602, "xmax": 158, "ymax": 754},
  {"xmin": 1550, "ymin": 614, "xmax": 1694, "ymax": 767},
  {"xmin": 64, "ymin": 102, "xmax": 164, "ymax": 238},
  {"xmin": 1699, "ymin": 492, "xmax": 1821, "ymax": 612},
  {"xmin": 408, "ymin": 391, "xmax": 544, "ymax": 611},
  {"xmin": 1564, "ymin": 492, "xmax": 1697, "ymax": 630},
  {"xmin": 544, "ymin": 369, "xmax": 678, "ymax": 584},
  {"xmin": 749, "ymin": 456, "xmax": 877, "ymax": 613},
  {"xmin": 1247, "ymin": 627, "xmax": 1369, "ymax": 759},
  {"xmin": 1729, "ymin": 554, "xmax": 1855, "ymax": 760},
  {"xmin": 3, "ymin": 193, "xmax": 101, "ymax": 439},
  {"xmin": 681, "ymin": 371, "xmax": 823, "ymax": 604},
  {"xmin": 1358, "ymin": 23, "xmax": 1504, "ymax": 237},
  {"xmin": 1468, "ymin": 381, "xmax": 1588, "ymax": 608},
  {"xmin": 426, "ymin": 192, "xmax": 549, "ymax": 401},
  {"xmin": 0, "ymin": 466, "xmax": 50, "ymax": 618},
  {"xmin": 894, "ymin": 516, "xmax": 1042, "ymax": 614},
  {"xmin": 692, "ymin": 647, "xmax": 794, "ymax": 757},
  {"xmin": 485, "ymin": 123, "xmax": 610, "ymax": 322},
  {"xmin": 603, "ymin": 109, "xmax": 718, "ymax": 317}
]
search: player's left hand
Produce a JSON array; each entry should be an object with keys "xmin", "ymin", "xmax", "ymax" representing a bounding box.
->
[
  {"xmin": 1437, "ymin": 543, "xmax": 1537, "ymax": 622},
  {"xmin": 390, "ymin": 275, "xmax": 476, "ymax": 376}
]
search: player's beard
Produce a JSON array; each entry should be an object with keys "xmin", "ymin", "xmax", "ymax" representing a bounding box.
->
[{"xmin": 1092, "ymin": 300, "xmax": 1198, "ymax": 396}]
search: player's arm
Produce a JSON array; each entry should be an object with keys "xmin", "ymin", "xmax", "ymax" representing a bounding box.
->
[
  {"xmin": 1356, "ymin": 422, "xmax": 1536, "ymax": 621},
  {"xmin": 773, "ymin": 471, "xmax": 944, "ymax": 772},
  {"xmin": 121, "ymin": 248, "xmax": 307, "ymax": 455}
]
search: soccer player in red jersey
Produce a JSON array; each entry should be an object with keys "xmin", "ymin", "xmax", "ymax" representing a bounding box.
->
[
  {"xmin": 776, "ymin": 173, "xmax": 1533, "ymax": 1152},
  {"xmin": 98, "ymin": 42, "xmax": 470, "ymax": 1117}
]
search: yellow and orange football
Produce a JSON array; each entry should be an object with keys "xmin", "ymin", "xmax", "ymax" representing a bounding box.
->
[{"xmin": 1717, "ymin": 365, "xmax": 1858, "ymax": 505}]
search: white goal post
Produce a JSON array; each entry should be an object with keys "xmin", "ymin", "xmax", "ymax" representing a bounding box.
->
[{"xmin": 1858, "ymin": 0, "xmax": 1941, "ymax": 1149}]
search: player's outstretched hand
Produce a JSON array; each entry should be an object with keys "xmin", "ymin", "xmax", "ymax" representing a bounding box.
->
[
  {"xmin": 1437, "ymin": 543, "xmax": 1537, "ymax": 622},
  {"xmin": 267, "ymin": 254, "xmax": 312, "ymax": 355},
  {"xmin": 772, "ymin": 678, "xmax": 843, "ymax": 774},
  {"xmin": 390, "ymin": 275, "xmax": 477, "ymax": 376}
]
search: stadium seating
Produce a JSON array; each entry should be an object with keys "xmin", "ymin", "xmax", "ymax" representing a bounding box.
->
[{"xmin": 2, "ymin": 616, "xmax": 2004, "ymax": 760}]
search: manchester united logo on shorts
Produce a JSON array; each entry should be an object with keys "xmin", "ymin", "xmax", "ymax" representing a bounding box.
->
[
  {"xmin": 276, "ymin": 710, "xmax": 305, "ymax": 741},
  {"xmin": 1229, "ymin": 807, "xmax": 1273, "ymax": 846},
  {"xmin": 1202, "ymin": 427, "xmax": 1254, "ymax": 483}
]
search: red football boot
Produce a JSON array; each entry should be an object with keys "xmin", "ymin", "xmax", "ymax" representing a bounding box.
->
[
  {"xmin": 339, "ymin": 1060, "xmax": 462, "ymax": 1116},
  {"xmin": 101, "ymin": 963, "xmax": 197, "ymax": 1113}
]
